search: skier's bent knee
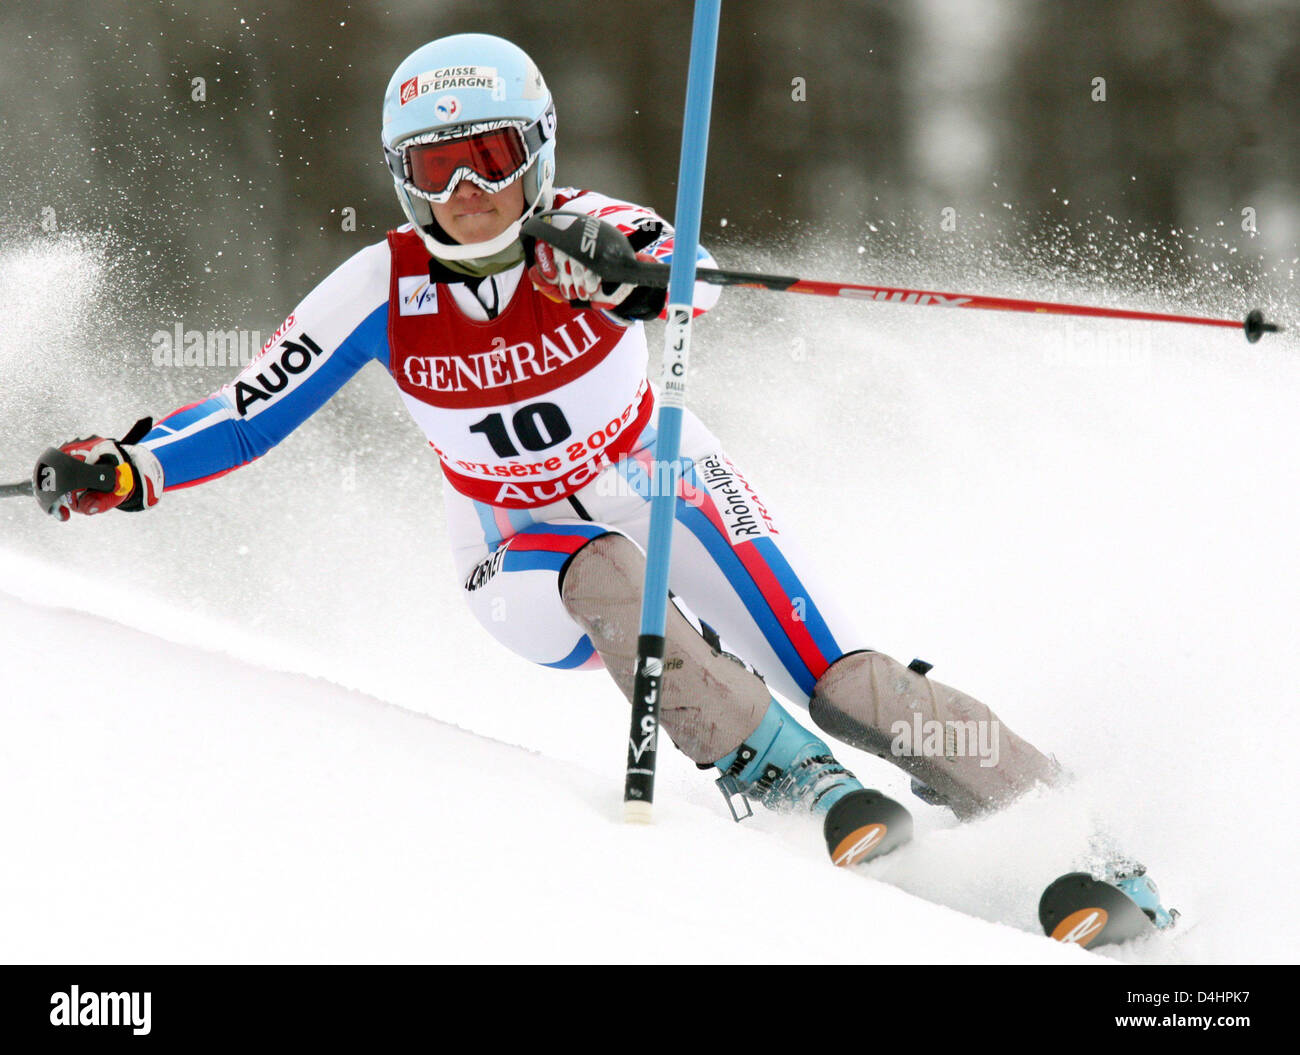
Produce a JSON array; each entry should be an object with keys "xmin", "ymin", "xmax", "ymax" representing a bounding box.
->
[{"xmin": 560, "ymin": 532, "xmax": 864, "ymax": 813}]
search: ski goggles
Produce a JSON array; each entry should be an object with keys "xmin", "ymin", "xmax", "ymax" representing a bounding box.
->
[{"xmin": 386, "ymin": 106, "xmax": 555, "ymax": 204}]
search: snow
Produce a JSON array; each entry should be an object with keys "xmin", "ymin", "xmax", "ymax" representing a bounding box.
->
[
  {"xmin": 0, "ymin": 550, "xmax": 1094, "ymax": 965},
  {"xmin": 1, "ymin": 231, "xmax": 1297, "ymax": 964}
]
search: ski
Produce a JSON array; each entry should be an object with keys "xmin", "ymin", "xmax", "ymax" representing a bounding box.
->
[
  {"xmin": 1039, "ymin": 868, "xmax": 1177, "ymax": 948},
  {"xmin": 814, "ymin": 786, "xmax": 1178, "ymax": 950},
  {"xmin": 823, "ymin": 788, "xmax": 915, "ymax": 867}
]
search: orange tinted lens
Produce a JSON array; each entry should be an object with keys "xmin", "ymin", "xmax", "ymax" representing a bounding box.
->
[{"xmin": 407, "ymin": 128, "xmax": 527, "ymax": 193}]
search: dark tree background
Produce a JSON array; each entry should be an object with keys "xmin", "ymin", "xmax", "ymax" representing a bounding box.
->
[{"xmin": 1, "ymin": 0, "xmax": 1295, "ymax": 327}]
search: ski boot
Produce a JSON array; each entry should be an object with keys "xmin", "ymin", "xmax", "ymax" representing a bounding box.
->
[
  {"xmin": 1110, "ymin": 859, "xmax": 1178, "ymax": 930},
  {"xmin": 713, "ymin": 698, "xmax": 912, "ymax": 867}
]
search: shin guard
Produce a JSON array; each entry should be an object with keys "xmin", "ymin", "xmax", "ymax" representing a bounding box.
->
[
  {"xmin": 810, "ymin": 651, "xmax": 1061, "ymax": 819},
  {"xmin": 559, "ymin": 532, "xmax": 771, "ymax": 765}
]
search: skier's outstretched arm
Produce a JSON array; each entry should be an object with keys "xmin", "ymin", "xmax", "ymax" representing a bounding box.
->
[{"xmin": 38, "ymin": 240, "xmax": 393, "ymax": 519}]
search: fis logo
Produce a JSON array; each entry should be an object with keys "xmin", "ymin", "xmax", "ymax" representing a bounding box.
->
[{"xmin": 398, "ymin": 275, "xmax": 439, "ymax": 315}]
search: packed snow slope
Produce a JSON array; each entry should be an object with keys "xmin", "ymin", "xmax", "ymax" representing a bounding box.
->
[
  {"xmin": 1, "ymin": 226, "xmax": 1296, "ymax": 963},
  {"xmin": 0, "ymin": 553, "xmax": 1097, "ymax": 965}
]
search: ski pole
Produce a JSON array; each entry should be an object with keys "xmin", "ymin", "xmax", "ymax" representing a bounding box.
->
[
  {"xmin": 619, "ymin": 0, "xmax": 721, "ymax": 823},
  {"xmin": 524, "ymin": 213, "xmax": 1283, "ymax": 343}
]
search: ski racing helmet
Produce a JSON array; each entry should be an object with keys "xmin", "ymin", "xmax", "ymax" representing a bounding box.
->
[{"xmin": 381, "ymin": 34, "xmax": 557, "ymax": 261}]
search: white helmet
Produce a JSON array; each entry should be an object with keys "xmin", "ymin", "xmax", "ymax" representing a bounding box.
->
[{"xmin": 381, "ymin": 33, "xmax": 556, "ymax": 261}]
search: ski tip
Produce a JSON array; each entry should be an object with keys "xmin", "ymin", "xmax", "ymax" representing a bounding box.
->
[
  {"xmin": 1244, "ymin": 309, "xmax": 1281, "ymax": 343},
  {"xmin": 823, "ymin": 789, "xmax": 913, "ymax": 867},
  {"xmin": 623, "ymin": 799, "xmax": 654, "ymax": 825},
  {"xmin": 1039, "ymin": 872, "xmax": 1158, "ymax": 948}
]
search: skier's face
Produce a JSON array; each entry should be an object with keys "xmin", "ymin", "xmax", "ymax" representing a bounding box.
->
[{"xmin": 431, "ymin": 178, "xmax": 526, "ymax": 246}]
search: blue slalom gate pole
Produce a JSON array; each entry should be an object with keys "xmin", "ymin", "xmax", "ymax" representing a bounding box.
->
[{"xmin": 624, "ymin": 0, "xmax": 722, "ymax": 821}]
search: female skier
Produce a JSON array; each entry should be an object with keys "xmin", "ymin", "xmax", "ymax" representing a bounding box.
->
[{"xmin": 35, "ymin": 33, "xmax": 1065, "ymax": 870}]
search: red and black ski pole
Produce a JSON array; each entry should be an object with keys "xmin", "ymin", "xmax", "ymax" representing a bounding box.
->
[
  {"xmin": 525, "ymin": 211, "xmax": 1283, "ymax": 343},
  {"xmin": 711, "ymin": 275, "xmax": 1279, "ymax": 343}
]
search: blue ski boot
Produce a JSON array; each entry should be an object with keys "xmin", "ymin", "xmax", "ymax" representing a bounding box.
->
[
  {"xmin": 713, "ymin": 698, "xmax": 913, "ymax": 866},
  {"xmin": 713, "ymin": 697, "xmax": 861, "ymax": 818},
  {"xmin": 1109, "ymin": 860, "xmax": 1178, "ymax": 930}
]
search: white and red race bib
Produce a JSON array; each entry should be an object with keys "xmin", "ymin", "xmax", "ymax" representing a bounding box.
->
[{"xmin": 386, "ymin": 227, "xmax": 653, "ymax": 507}]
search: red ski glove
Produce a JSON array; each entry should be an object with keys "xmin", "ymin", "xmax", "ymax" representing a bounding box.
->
[
  {"xmin": 529, "ymin": 241, "xmax": 661, "ymax": 316},
  {"xmin": 43, "ymin": 420, "xmax": 164, "ymax": 521}
]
